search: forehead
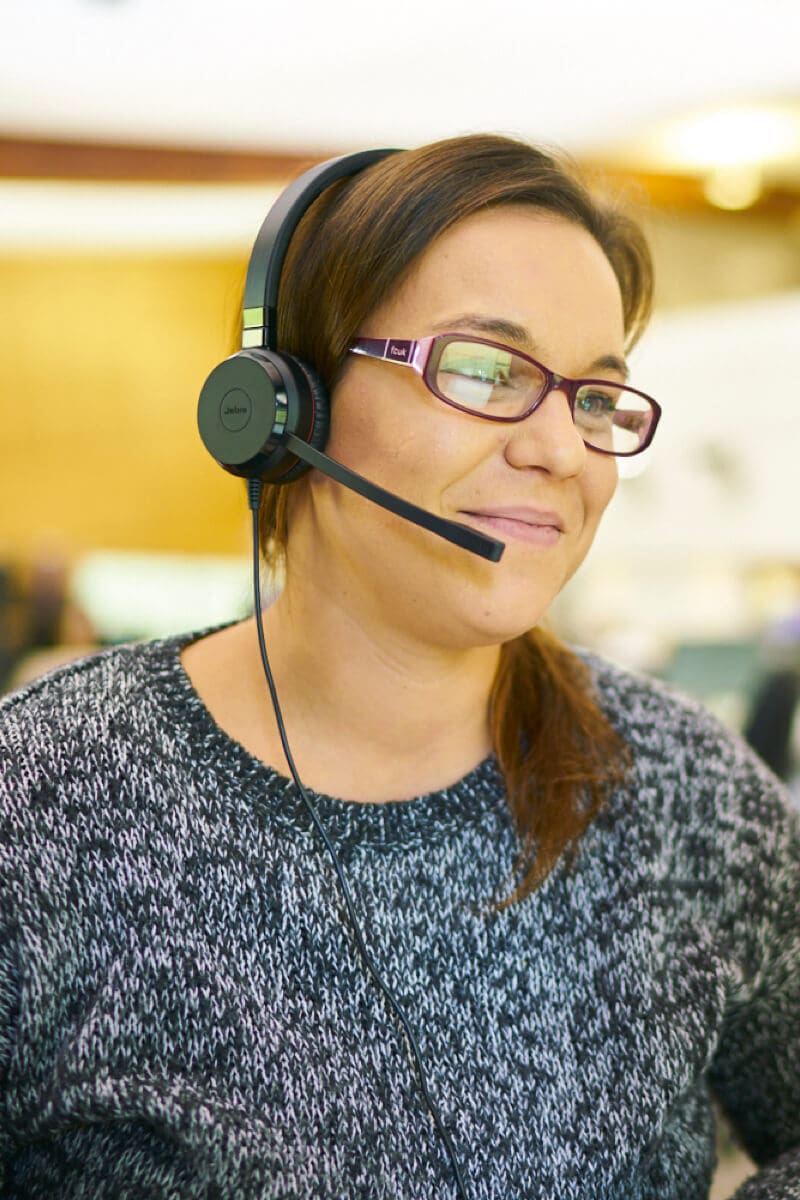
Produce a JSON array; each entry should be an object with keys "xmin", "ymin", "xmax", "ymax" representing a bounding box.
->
[{"xmin": 367, "ymin": 206, "xmax": 626, "ymax": 362}]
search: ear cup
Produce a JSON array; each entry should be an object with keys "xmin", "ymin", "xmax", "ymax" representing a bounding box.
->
[
  {"xmin": 275, "ymin": 357, "xmax": 330, "ymax": 483},
  {"xmin": 197, "ymin": 349, "xmax": 328, "ymax": 483}
]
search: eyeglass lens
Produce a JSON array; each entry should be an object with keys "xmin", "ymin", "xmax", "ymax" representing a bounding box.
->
[{"xmin": 433, "ymin": 340, "xmax": 654, "ymax": 455}]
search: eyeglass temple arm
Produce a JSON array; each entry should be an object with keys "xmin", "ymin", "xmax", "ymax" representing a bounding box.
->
[{"xmin": 350, "ymin": 338, "xmax": 420, "ymax": 366}]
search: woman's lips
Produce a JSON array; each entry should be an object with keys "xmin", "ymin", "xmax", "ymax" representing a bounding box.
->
[{"xmin": 459, "ymin": 508, "xmax": 564, "ymax": 546}]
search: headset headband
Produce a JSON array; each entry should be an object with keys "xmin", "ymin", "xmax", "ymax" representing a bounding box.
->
[{"xmin": 241, "ymin": 148, "xmax": 400, "ymax": 352}]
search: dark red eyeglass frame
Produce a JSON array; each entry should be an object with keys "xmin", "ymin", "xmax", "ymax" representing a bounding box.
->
[{"xmin": 349, "ymin": 333, "xmax": 662, "ymax": 457}]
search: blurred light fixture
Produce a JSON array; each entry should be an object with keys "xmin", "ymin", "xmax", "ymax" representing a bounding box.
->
[
  {"xmin": 661, "ymin": 104, "xmax": 799, "ymax": 169},
  {"xmin": 600, "ymin": 101, "xmax": 800, "ymax": 182},
  {"xmin": 702, "ymin": 165, "xmax": 764, "ymax": 210}
]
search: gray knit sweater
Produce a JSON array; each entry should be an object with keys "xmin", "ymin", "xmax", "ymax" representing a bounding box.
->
[{"xmin": 1, "ymin": 631, "xmax": 798, "ymax": 1199}]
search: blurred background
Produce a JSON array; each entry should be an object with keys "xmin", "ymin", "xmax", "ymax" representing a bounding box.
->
[{"xmin": 1, "ymin": 1, "xmax": 798, "ymax": 1188}]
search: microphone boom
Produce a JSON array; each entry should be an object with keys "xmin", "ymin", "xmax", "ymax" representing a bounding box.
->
[{"xmin": 284, "ymin": 433, "xmax": 504, "ymax": 562}]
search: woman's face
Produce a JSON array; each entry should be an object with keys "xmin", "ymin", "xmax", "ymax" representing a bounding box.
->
[{"xmin": 294, "ymin": 205, "xmax": 625, "ymax": 649}]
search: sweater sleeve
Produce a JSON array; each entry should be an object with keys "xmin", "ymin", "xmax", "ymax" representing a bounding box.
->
[
  {"xmin": 0, "ymin": 919, "xmax": 19, "ymax": 1190},
  {"xmin": 707, "ymin": 768, "xmax": 800, "ymax": 1199}
]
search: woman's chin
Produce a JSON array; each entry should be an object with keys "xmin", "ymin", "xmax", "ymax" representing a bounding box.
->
[{"xmin": 453, "ymin": 599, "xmax": 558, "ymax": 649}]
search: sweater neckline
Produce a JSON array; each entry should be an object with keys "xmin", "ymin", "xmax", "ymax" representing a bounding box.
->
[{"xmin": 147, "ymin": 626, "xmax": 508, "ymax": 851}]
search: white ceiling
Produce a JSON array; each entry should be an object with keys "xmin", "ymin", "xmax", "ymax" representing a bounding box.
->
[{"xmin": 3, "ymin": 0, "xmax": 799, "ymax": 156}]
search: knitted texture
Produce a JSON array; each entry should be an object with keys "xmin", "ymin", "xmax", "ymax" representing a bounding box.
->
[{"xmin": 1, "ymin": 632, "xmax": 798, "ymax": 1199}]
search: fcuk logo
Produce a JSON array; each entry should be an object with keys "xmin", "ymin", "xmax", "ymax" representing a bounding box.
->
[{"xmin": 387, "ymin": 340, "xmax": 411, "ymax": 362}]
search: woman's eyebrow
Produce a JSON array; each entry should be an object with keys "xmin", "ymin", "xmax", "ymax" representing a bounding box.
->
[
  {"xmin": 431, "ymin": 314, "xmax": 630, "ymax": 380},
  {"xmin": 588, "ymin": 354, "xmax": 630, "ymax": 381},
  {"xmin": 430, "ymin": 314, "xmax": 533, "ymax": 347}
]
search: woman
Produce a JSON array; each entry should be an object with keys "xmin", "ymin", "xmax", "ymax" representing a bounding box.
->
[{"xmin": 1, "ymin": 135, "xmax": 798, "ymax": 1199}]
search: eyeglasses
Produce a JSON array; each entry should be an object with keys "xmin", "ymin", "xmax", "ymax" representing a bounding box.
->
[{"xmin": 349, "ymin": 333, "xmax": 661, "ymax": 457}]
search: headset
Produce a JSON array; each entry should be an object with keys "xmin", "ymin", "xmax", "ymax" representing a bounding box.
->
[
  {"xmin": 196, "ymin": 149, "xmax": 502, "ymax": 1199},
  {"xmin": 196, "ymin": 149, "xmax": 503, "ymax": 563}
]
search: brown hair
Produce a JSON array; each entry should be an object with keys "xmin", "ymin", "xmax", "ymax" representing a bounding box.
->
[{"xmin": 257, "ymin": 134, "xmax": 652, "ymax": 901}]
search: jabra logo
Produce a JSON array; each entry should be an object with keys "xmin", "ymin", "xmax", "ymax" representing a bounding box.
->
[{"xmin": 219, "ymin": 388, "xmax": 252, "ymax": 431}]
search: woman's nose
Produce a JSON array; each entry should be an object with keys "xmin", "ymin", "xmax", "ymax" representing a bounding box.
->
[{"xmin": 503, "ymin": 387, "xmax": 588, "ymax": 477}]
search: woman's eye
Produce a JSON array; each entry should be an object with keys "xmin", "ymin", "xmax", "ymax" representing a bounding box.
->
[
  {"xmin": 441, "ymin": 372, "xmax": 495, "ymax": 407},
  {"xmin": 577, "ymin": 390, "xmax": 616, "ymax": 416},
  {"xmin": 455, "ymin": 361, "xmax": 508, "ymax": 384},
  {"xmin": 436, "ymin": 343, "xmax": 524, "ymax": 409}
]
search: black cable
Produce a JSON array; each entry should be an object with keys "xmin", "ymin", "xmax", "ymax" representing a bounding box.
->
[{"xmin": 247, "ymin": 478, "xmax": 468, "ymax": 1200}]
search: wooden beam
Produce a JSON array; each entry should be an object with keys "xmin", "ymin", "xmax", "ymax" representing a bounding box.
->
[
  {"xmin": 583, "ymin": 162, "xmax": 800, "ymax": 220},
  {"xmin": 1, "ymin": 134, "xmax": 798, "ymax": 221},
  {"xmin": 0, "ymin": 135, "xmax": 331, "ymax": 183}
]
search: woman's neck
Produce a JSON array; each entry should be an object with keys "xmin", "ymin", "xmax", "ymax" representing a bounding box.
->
[{"xmin": 255, "ymin": 574, "xmax": 501, "ymax": 800}]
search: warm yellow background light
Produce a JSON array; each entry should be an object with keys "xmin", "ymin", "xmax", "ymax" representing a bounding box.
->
[
  {"xmin": 600, "ymin": 101, "xmax": 800, "ymax": 181},
  {"xmin": 661, "ymin": 105, "xmax": 800, "ymax": 169}
]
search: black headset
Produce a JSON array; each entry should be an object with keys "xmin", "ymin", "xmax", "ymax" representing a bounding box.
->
[
  {"xmin": 197, "ymin": 149, "xmax": 398, "ymax": 485},
  {"xmin": 196, "ymin": 149, "xmax": 502, "ymax": 563}
]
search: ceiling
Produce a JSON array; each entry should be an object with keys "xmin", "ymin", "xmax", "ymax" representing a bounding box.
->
[{"xmin": 3, "ymin": 0, "xmax": 799, "ymax": 167}]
